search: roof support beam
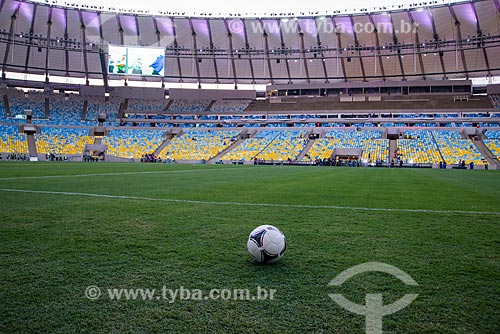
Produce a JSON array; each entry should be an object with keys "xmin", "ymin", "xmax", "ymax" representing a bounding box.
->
[
  {"xmin": 223, "ymin": 19, "xmax": 238, "ymax": 88},
  {"xmin": 262, "ymin": 30, "xmax": 274, "ymax": 84},
  {"xmin": 134, "ymin": 15, "xmax": 140, "ymax": 45},
  {"xmin": 2, "ymin": 3, "xmax": 20, "ymax": 76},
  {"xmin": 63, "ymin": 8, "xmax": 69, "ymax": 76},
  {"xmin": 276, "ymin": 19, "xmax": 291, "ymax": 84},
  {"xmin": 313, "ymin": 18, "xmax": 328, "ymax": 83},
  {"xmin": 407, "ymin": 12, "xmax": 425, "ymax": 80},
  {"xmin": 77, "ymin": 11, "xmax": 90, "ymax": 85},
  {"xmin": 96, "ymin": 13, "xmax": 108, "ymax": 88},
  {"xmin": 151, "ymin": 17, "xmax": 164, "ymax": 87},
  {"xmin": 494, "ymin": 0, "xmax": 500, "ymax": 12},
  {"xmin": 241, "ymin": 19, "xmax": 255, "ymax": 84},
  {"xmin": 206, "ymin": 20, "xmax": 220, "ymax": 83},
  {"xmin": 151, "ymin": 17, "xmax": 161, "ymax": 47},
  {"xmin": 389, "ymin": 14, "xmax": 406, "ymax": 80},
  {"xmin": 470, "ymin": 2, "xmax": 492, "ymax": 77},
  {"xmin": 368, "ymin": 14, "xmax": 387, "ymax": 81},
  {"xmin": 428, "ymin": 9, "xmax": 447, "ymax": 79},
  {"xmin": 44, "ymin": 7, "xmax": 53, "ymax": 81},
  {"xmin": 170, "ymin": 18, "xmax": 183, "ymax": 83},
  {"xmin": 24, "ymin": 4, "xmax": 37, "ymax": 73},
  {"xmin": 297, "ymin": 22, "xmax": 310, "ymax": 83},
  {"xmin": 349, "ymin": 16, "xmax": 367, "ymax": 81},
  {"xmin": 331, "ymin": 17, "xmax": 347, "ymax": 82},
  {"xmin": 187, "ymin": 19, "xmax": 202, "ymax": 88},
  {"xmin": 448, "ymin": 6, "xmax": 469, "ymax": 79},
  {"xmin": 0, "ymin": 0, "xmax": 6, "ymax": 17},
  {"xmin": 116, "ymin": 15, "xmax": 124, "ymax": 45}
]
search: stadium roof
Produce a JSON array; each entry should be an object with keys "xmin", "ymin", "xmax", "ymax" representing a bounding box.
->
[
  {"xmin": 27, "ymin": 0, "xmax": 472, "ymax": 18},
  {"xmin": 0, "ymin": 0, "xmax": 499, "ymax": 86}
]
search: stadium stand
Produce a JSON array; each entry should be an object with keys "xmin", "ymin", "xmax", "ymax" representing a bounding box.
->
[
  {"xmin": 396, "ymin": 130, "xmax": 442, "ymax": 164},
  {"xmin": 0, "ymin": 125, "xmax": 28, "ymax": 154},
  {"xmin": 160, "ymin": 130, "xmax": 240, "ymax": 160},
  {"xmin": 254, "ymin": 130, "xmax": 308, "ymax": 161},
  {"xmin": 433, "ymin": 130, "xmax": 485, "ymax": 165},
  {"xmin": 86, "ymin": 97, "xmax": 121, "ymax": 125},
  {"xmin": 128, "ymin": 99, "xmax": 168, "ymax": 112},
  {"xmin": 167, "ymin": 100, "xmax": 212, "ymax": 113},
  {"xmin": 303, "ymin": 138, "xmax": 341, "ymax": 161},
  {"xmin": 224, "ymin": 130, "xmax": 286, "ymax": 161},
  {"xmin": 326, "ymin": 129, "xmax": 383, "ymax": 146},
  {"xmin": 488, "ymin": 95, "xmax": 500, "ymax": 109},
  {"xmin": 6, "ymin": 89, "xmax": 46, "ymax": 119},
  {"xmin": 103, "ymin": 129, "xmax": 165, "ymax": 159},
  {"xmin": 303, "ymin": 130, "xmax": 387, "ymax": 162},
  {"xmin": 361, "ymin": 139, "xmax": 389, "ymax": 162},
  {"xmin": 44, "ymin": 94, "xmax": 85, "ymax": 126},
  {"xmin": 209, "ymin": 100, "xmax": 252, "ymax": 113},
  {"xmin": 246, "ymin": 95, "xmax": 493, "ymax": 112},
  {"xmin": 483, "ymin": 130, "xmax": 500, "ymax": 160},
  {"xmin": 35, "ymin": 127, "xmax": 93, "ymax": 155}
]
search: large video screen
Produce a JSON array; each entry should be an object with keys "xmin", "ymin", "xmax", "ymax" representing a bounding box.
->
[{"xmin": 108, "ymin": 46, "xmax": 164, "ymax": 76}]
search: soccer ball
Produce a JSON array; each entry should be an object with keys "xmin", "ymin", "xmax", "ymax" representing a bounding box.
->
[{"xmin": 247, "ymin": 225, "xmax": 286, "ymax": 264}]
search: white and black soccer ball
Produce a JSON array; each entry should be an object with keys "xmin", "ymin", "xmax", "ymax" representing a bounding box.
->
[{"xmin": 247, "ymin": 225, "xmax": 286, "ymax": 264}]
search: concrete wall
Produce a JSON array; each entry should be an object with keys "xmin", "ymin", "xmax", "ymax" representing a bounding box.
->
[
  {"xmin": 80, "ymin": 86, "xmax": 106, "ymax": 97},
  {"xmin": 109, "ymin": 87, "xmax": 165, "ymax": 100},
  {"xmin": 487, "ymin": 84, "xmax": 500, "ymax": 95},
  {"xmin": 169, "ymin": 88, "xmax": 256, "ymax": 100}
]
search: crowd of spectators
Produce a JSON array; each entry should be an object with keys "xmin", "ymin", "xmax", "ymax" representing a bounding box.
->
[
  {"xmin": 141, "ymin": 153, "xmax": 161, "ymax": 163},
  {"xmin": 0, "ymin": 152, "xmax": 27, "ymax": 161}
]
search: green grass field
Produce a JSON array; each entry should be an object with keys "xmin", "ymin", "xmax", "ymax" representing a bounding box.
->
[{"xmin": 0, "ymin": 163, "xmax": 499, "ymax": 333}]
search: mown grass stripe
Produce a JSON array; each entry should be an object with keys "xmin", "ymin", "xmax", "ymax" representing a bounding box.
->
[{"xmin": 1, "ymin": 188, "xmax": 499, "ymax": 216}]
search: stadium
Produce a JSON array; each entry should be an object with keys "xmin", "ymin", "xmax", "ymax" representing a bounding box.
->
[{"xmin": 0, "ymin": 0, "xmax": 499, "ymax": 332}]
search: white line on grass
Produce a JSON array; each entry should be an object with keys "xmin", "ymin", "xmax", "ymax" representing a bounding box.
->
[
  {"xmin": 0, "ymin": 167, "xmax": 253, "ymax": 181},
  {"xmin": 0, "ymin": 188, "xmax": 499, "ymax": 216}
]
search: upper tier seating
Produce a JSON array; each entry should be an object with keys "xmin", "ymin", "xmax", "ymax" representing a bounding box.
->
[
  {"xmin": 161, "ymin": 130, "xmax": 240, "ymax": 160},
  {"xmin": 6, "ymin": 89, "xmax": 46, "ymax": 119},
  {"xmin": 209, "ymin": 100, "xmax": 252, "ymax": 113},
  {"xmin": 42, "ymin": 94, "xmax": 85, "ymax": 126},
  {"xmin": 325, "ymin": 129, "xmax": 383, "ymax": 146},
  {"xmin": 167, "ymin": 99, "xmax": 211, "ymax": 113},
  {"xmin": 488, "ymin": 94, "xmax": 500, "ymax": 109},
  {"xmin": 86, "ymin": 97, "xmax": 121, "ymax": 125},
  {"xmin": 128, "ymin": 99, "xmax": 168, "ymax": 112},
  {"xmin": 484, "ymin": 130, "xmax": 500, "ymax": 139},
  {"xmin": 246, "ymin": 95, "xmax": 492, "ymax": 112}
]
